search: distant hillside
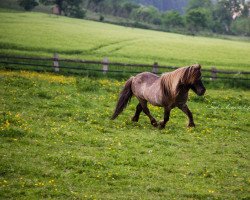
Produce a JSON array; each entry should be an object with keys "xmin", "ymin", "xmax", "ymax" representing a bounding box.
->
[{"xmin": 132, "ymin": 0, "xmax": 190, "ymax": 13}]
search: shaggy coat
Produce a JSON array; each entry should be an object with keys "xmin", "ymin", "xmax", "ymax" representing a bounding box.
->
[{"xmin": 111, "ymin": 64, "xmax": 206, "ymax": 128}]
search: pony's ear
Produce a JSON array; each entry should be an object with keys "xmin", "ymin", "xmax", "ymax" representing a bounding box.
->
[{"xmin": 192, "ymin": 64, "xmax": 201, "ymax": 70}]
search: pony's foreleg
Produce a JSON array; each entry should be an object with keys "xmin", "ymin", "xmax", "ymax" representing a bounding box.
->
[
  {"xmin": 178, "ymin": 104, "xmax": 195, "ymax": 127},
  {"xmin": 159, "ymin": 108, "xmax": 170, "ymax": 129},
  {"xmin": 132, "ymin": 103, "xmax": 143, "ymax": 122},
  {"xmin": 139, "ymin": 100, "xmax": 158, "ymax": 127}
]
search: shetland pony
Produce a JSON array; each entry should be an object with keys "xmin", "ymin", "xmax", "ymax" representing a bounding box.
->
[{"xmin": 111, "ymin": 64, "xmax": 206, "ymax": 129}]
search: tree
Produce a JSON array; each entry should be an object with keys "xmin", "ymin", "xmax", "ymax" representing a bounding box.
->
[
  {"xmin": 240, "ymin": 1, "xmax": 250, "ymax": 17},
  {"xmin": 86, "ymin": 0, "xmax": 136, "ymax": 17},
  {"xmin": 131, "ymin": 5, "xmax": 159, "ymax": 24},
  {"xmin": 231, "ymin": 17, "xmax": 250, "ymax": 35},
  {"xmin": 162, "ymin": 10, "xmax": 184, "ymax": 28},
  {"xmin": 86, "ymin": 0, "xmax": 104, "ymax": 12},
  {"xmin": 186, "ymin": 8, "xmax": 208, "ymax": 32},
  {"xmin": 62, "ymin": 0, "xmax": 86, "ymax": 18},
  {"xmin": 18, "ymin": 0, "xmax": 38, "ymax": 11},
  {"xmin": 212, "ymin": 0, "xmax": 242, "ymax": 33},
  {"xmin": 40, "ymin": 0, "xmax": 85, "ymax": 18},
  {"xmin": 186, "ymin": 0, "xmax": 213, "ymax": 11},
  {"xmin": 185, "ymin": 0, "xmax": 214, "ymax": 31},
  {"xmin": 121, "ymin": 1, "xmax": 140, "ymax": 18}
]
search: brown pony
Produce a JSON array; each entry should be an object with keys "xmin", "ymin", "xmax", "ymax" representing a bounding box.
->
[{"xmin": 111, "ymin": 64, "xmax": 206, "ymax": 129}]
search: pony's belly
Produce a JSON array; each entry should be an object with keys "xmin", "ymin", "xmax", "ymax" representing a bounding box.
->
[
  {"xmin": 150, "ymin": 101, "xmax": 162, "ymax": 107},
  {"xmin": 144, "ymin": 90, "xmax": 163, "ymax": 106}
]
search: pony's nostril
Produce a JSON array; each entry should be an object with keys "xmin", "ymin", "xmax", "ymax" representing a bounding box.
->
[{"xmin": 200, "ymin": 89, "xmax": 206, "ymax": 95}]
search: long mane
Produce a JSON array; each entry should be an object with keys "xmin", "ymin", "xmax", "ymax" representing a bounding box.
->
[{"xmin": 160, "ymin": 64, "xmax": 201, "ymax": 105}]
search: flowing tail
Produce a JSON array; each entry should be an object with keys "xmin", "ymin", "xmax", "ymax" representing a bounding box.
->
[{"xmin": 111, "ymin": 77, "xmax": 134, "ymax": 120}]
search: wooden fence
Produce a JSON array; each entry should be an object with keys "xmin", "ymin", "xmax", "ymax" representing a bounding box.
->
[{"xmin": 0, "ymin": 54, "xmax": 250, "ymax": 82}]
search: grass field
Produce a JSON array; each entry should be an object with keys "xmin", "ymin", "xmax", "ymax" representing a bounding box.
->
[
  {"xmin": 0, "ymin": 10, "xmax": 250, "ymax": 71},
  {"xmin": 0, "ymin": 7, "xmax": 250, "ymax": 200},
  {"xmin": 0, "ymin": 70, "xmax": 249, "ymax": 199}
]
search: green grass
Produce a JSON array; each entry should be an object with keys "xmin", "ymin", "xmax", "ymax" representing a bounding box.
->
[
  {"xmin": 0, "ymin": 70, "xmax": 249, "ymax": 199},
  {"xmin": 0, "ymin": 8, "xmax": 249, "ymax": 199},
  {"xmin": 0, "ymin": 10, "xmax": 250, "ymax": 71}
]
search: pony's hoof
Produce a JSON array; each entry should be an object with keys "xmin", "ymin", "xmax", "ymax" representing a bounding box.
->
[
  {"xmin": 158, "ymin": 121, "xmax": 166, "ymax": 129},
  {"xmin": 151, "ymin": 119, "xmax": 158, "ymax": 127},
  {"xmin": 188, "ymin": 122, "xmax": 195, "ymax": 127},
  {"xmin": 159, "ymin": 125, "xmax": 165, "ymax": 130},
  {"xmin": 131, "ymin": 116, "xmax": 139, "ymax": 122}
]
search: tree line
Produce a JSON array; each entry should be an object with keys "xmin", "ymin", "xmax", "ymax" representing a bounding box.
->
[{"xmin": 18, "ymin": 0, "xmax": 250, "ymax": 36}]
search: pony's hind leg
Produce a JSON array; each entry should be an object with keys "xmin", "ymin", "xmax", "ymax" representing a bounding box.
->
[
  {"xmin": 132, "ymin": 103, "xmax": 143, "ymax": 122},
  {"xmin": 139, "ymin": 100, "xmax": 158, "ymax": 127}
]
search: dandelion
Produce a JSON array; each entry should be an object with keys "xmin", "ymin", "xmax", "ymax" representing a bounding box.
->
[
  {"xmin": 4, "ymin": 120, "xmax": 10, "ymax": 128},
  {"xmin": 208, "ymin": 190, "xmax": 215, "ymax": 193},
  {"xmin": 49, "ymin": 180, "xmax": 55, "ymax": 184}
]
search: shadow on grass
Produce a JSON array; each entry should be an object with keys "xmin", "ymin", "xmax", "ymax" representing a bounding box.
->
[{"xmin": 0, "ymin": 127, "xmax": 26, "ymax": 137}]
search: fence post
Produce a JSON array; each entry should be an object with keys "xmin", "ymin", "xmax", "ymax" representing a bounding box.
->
[
  {"xmin": 103, "ymin": 57, "xmax": 109, "ymax": 74},
  {"xmin": 53, "ymin": 53, "xmax": 59, "ymax": 72},
  {"xmin": 152, "ymin": 62, "xmax": 158, "ymax": 74},
  {"xmin": 211, "ymin": 67, "xmax": 217, "ymax": 80}
]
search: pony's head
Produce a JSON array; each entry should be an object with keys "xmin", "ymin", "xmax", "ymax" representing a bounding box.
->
[
  {"xmin": 161, "ymin": 64, "xmax": 206, "ymax": 102},
  {"xmin": 184, "ymin": 64, "xmax": 206, "ymax": 96}
]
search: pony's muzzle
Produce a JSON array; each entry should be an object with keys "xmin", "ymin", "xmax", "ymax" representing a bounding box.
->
[{"xmin": 198, "ymin": 88, "xmax": 206, "ymax": 96}]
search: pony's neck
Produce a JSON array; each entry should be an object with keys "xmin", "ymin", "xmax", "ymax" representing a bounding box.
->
[
  {"xmin": 161, "ymin": 70, "xmax": 183, "ymax": 95},
  {"xmin": 160, "ymin": 69, "xmax": 190, "ymax": 107},
  {"xmin": 171, "ymin": 83, "xmax": 190, "ymax": 107}
]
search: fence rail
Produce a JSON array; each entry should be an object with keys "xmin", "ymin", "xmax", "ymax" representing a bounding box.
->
[{"xmin": 0, "ymin": 54, "xmax": 250, "ymax": 82}]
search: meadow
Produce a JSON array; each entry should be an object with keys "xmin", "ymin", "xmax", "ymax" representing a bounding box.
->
[
  {"xmin": 0, "ymin": 70, "xmax": 250, "ymax": 199},
  {"xmin": 0, "ymin": 9, "xmax": 250, "ymax": 71},
  {"xmin": 0, "ymin": 8, "xmax": 250, "ymax": 200}
]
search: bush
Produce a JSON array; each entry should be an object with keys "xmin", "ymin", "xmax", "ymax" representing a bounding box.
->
[
  {"xmin": 67, "ymin": 7, "xmax": 86, "ymax": 19},
  {"xmin": 185, "ymin": 8, "xmax": 208, "ymax": 32},
  {"xmin": 162, "ymin": 11, "xmax": 184, "ymax": 28},
  {"xmin": 99, "ymin": 15, "xmax": 104, "ymax": 22},
  {"xmin": 231, "ymin": 17, "xmax": 250, "ymax": 36},
  {"xmin": 152, "ymin": 17, "xmax": 162, "ymax": 25},
  {"xmin": 19, "ymin": 0, "xmax": 38, "ymax": 11},
  {"xmin": 131, "ymin": 6, "xmax": 160, "ymax": 24}
]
